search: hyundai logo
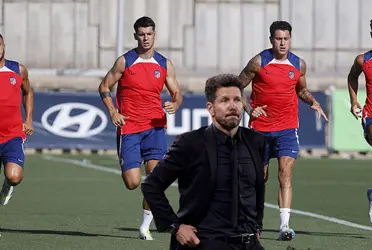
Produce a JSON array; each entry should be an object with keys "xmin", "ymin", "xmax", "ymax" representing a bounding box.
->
[{"xmin": 41, "ymin": 103, "xmax": 108, "ymax": 138}]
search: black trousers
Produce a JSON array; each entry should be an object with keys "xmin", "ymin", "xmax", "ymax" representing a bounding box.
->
[{"xmin": 174, "ymin": 238, "xmax": 265, "ymax": 250}]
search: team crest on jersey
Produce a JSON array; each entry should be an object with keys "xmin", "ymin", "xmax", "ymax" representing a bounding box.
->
[
  {"xmin": 9, "ymin": 76, "xmax": 16, "ymax": 85},
  {"xmin": 288, "ymin": 71, "xmax": 295, "ymax": 79},
  {"xmin": 154, "ymin": 70, "xmax": 160, "ymax": 79}
]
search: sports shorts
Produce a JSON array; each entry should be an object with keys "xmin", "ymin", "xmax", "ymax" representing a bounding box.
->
[{"xmin": 116, "ymin": 127, "xmax": 167, "ymax": 171}]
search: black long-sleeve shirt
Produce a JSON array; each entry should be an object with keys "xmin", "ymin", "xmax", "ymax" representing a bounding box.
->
[{"xmin": 197, "ymin": 125, "xmax": 259, "ymax": 238}]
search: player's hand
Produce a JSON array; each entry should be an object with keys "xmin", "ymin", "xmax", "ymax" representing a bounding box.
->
[
  {"xmin": 350, "ymin": 102, "xmax": 363, "ymax": 120},
  {"xmin": 110, "ymin": 111, "xmax": 128, "ymax": 127},
  {"xmin": 250, "ymin": 105, "xmax": 267, "ymax": 119},
  {"xmin": 23, "ymin": 121, "xmax": 34, "ymax": 136},
  {"xmin": 164, "ymin": 101, "xmax": 179, "ymax": 114},
  {"xmin": 256, "ymin": 232, "xmax": 261, "ymax": 242},
  {"xmin": 175, "ymin": 224, "xmax": 200, "ymax": 247},
  {"xmin": 311, "ymin": 102, "xmax": 328, "ymax": 122}
]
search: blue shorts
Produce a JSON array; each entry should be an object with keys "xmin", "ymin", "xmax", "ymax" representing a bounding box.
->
[
  {"xmin": 260, "ymin": 129, "xmax": 300, "ymax": 166},
  {"xmin": 0, "ymin": 137, "xmax": 25, "ymax": 168},
  {"xmin": 362, "ymin": 117, "xmax": 372, "ymax": 143},
  {"xmin": 116, "ymin": 128, "xmax": 167, "ymax": 171}
]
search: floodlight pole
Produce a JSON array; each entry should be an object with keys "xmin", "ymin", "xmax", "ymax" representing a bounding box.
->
[{"xmin": 116, "ymin": 0, "xmax": 125, "ymax": 57}]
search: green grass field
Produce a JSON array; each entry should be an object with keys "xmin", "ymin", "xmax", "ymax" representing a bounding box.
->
[{"xmin": 0, "ymin": 155, "xmax": 371, "ymax": 250}]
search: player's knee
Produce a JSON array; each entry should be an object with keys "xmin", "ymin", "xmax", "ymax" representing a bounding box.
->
[
  {"xmin": 121, "ymin": 174, "xmax": 140, "ymax": 190},
  {"xmin": 123, "ymin": 179, "xmax": 140, "ymax": 190},
  {"xmin": 278, "ymin": 168, "xmax": 292, "ymax": 178},
  {"xmin": 6, "ymin": 173, "xmax": 23, "ymax": 186},
  {"xmin": 278, "ymin": 168, "xmax": 292, "ymax": 185}
]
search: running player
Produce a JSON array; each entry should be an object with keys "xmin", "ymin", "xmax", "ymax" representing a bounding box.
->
[
  {"xmin": 347, "ymin": 19, "xmax": 372, "ymax": 224},
  {"xmin": 0, "ymin": 33, "xmax": 34, "ymax": 206},
  {"xmin": 239, "ymin": 21, "xmax": 328, "ymax": 240},
  {"xmin": 98, "ymin": 16, "xmax": 183, "ymax": 240}
]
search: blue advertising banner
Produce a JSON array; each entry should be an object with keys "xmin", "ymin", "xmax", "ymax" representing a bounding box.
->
[
  {"xmin": 163, "ymin": 92, "xmax": 328, "ymax": 149},
  {"xmin": 24, "ymin": 91, "xmax": 328, "ymax": 150},
  {"xmin": 297, "ymin": 92, "xmax": 328, "ymax": 149},
  {"xmin": 27, "ymin": 92, "xmax": 116, "ymax": 149}
]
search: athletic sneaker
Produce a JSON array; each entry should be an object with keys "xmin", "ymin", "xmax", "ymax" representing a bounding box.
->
[
  {"xmin": 139, "ymin": 228, "xmax": 154, "ymax": 240},
  {"xmin": 0, "ymin": 179, "xmax": 14, "ymax": 206},
  {"xmin": 367, "ymin": 188, "xmax": 372, "ymax": 224},
  {"xmin": 277, "ymin": 226, "xmax": 295, "ymax": 241}
]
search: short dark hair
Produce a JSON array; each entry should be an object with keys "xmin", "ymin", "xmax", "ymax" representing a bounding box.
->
[
  {"xmin": 133, "ymin": 16, "xmax": 156, "ymax": 32},
  {"xmin": 270, "ymin": 21, "xmax": 292, "ymax": 37},
  {"xmin": 205, "ymin": 74, "xmax": 243, "ymax": 103}
]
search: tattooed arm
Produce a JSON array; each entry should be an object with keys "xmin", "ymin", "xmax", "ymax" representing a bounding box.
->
[
  {"xmin": 296, "ymin": 59, "xmax": 317, "ymax": 105},
  {"xmin": 296, "ymin": 59, "xmax": 328, "ymax": 121},
  {"xmin": 239, "ymin": 54, "xmax": 264, "ymax": 116}
]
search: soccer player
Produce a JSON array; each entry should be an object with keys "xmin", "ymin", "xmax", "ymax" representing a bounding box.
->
[
  {"xmin": 239, "ymin": 21, "xmax": 328, "ymax": 240},
  {"xmin": 346, "ymin": 19, "xmax": 372, "ymax": 224},
  {"xmin": 0, "ymin": 33, "xmax": 34, "ymax": 206},
  {"xmin": 98, "ymin": 16, "xmax": 183, "ymax": 240}
]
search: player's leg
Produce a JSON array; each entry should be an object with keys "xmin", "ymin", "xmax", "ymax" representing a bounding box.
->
[
  {"xmin": 0, "ymin": 137, "xmax": 25, "ymax": 205},
  {"xmin": 257, "ymin": 132, "xmax": 274, "ymax": 239},
  {"xmin": 139, "ymin": 127, "xmax": 167, "ymax": 240},
  {"xmin": 263, "ymin": 146, "xmax": 275, "ymax": 183},
  {"xmin": 261, "ymin": 132, "xmax": 275, "ymax": 183},
  {"xmin": 275, "ymin": 129, "xmax": 299, "ymax": 240},
  {"xmin": 138, "ymin": 158, "xmax": 158, "ymax": 240},
  {"xmin": 143, "ymin": 159, "xmax": 157, "ymax": 210},
  {"xmin": 277, "ymin": 156, "xmax": 295, "ymax": 226},
  {"xmin": 362, "ymin": 118, "xmax": 372, "ymax": 223},
  {"xmin": 117, "ymin": 133, "xmax": 143, "ymax": 190}
]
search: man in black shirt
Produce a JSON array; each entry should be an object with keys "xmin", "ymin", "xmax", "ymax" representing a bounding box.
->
[{"xmin": 141, "ymin": 74, "xmax": 266, "ymax": 250}]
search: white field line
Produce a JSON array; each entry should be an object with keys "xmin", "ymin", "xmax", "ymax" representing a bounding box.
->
[{"xmin": 42, "ymin": 155, "xmax": 372, "ymax": 231}]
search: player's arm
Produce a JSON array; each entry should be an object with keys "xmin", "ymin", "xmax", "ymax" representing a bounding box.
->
[
  {"xmin": 347, "ymin": 54, "xmax": 364, "ymax": 119},
  {"xmin": 239, "ymin": 55, "xmax": 266, "ymax": 117},
  {"xmin": 164, "ymin": 59, "xmax": 183, "ymax": 114},
  {"xmin": 296, "ymin": 59, "xmax": 316, "ymax": 105},
  {"xmin": 98, "ymin": 56, "xmax": 127, "ymax": 126},
  {"xmin": 296, "ymin": 59, "xmax": 328, "ymax": 121},
  {"xmin": 20, "ymin": 64, "xmax": 34, "ymax": 136},
  {"xmin": 98, "ymin": 56, "xmax": 124, "ymax": 115}
]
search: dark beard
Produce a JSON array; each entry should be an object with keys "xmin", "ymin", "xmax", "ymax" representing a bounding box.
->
[{"xmin": 215, "ymin": 116, "xmax": 240, "ymax": 131}]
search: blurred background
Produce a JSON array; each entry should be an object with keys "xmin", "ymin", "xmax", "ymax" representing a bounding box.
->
[{"xmin": 2, "ymin": 0, "xmax": 371, "ymax": 156}]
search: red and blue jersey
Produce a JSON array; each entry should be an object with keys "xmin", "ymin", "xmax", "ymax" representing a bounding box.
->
[
  {"xmin": 249, "ymin": 49, "xmax": 301, "ymax": 132},
  {"xmin": 361, "ymin": 51, "xmax": 372, "ymax": 119},
  {"xmin": 0, "ymin": 60, "xmax": 25, "ymax": 143},
  {"xmin": 116, "ymin": 49, "xmax": 167, "ymax": 134}
]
